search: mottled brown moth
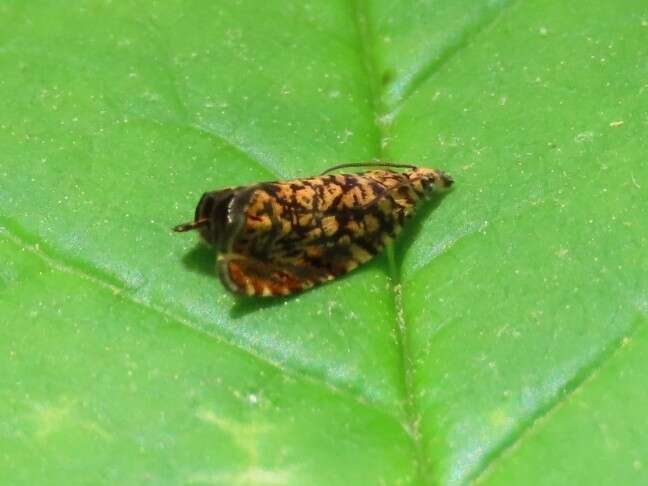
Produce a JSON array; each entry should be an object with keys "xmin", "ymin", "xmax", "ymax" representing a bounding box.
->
[{"xmin": 174, "ymin": 162, "xmax": 453, "ymax": 296}]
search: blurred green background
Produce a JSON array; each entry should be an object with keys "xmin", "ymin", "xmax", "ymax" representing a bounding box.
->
[{"xmin": 1, "ymin": 0, "xmax": 647, "ymax": 484}]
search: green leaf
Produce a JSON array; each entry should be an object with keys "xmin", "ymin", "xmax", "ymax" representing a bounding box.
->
[{"xmin": 1, "ymin": 1, "xmax": 646, "ymax": 485}]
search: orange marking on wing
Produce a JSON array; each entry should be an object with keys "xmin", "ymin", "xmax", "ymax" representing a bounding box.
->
[{"xmin": 224, "ymin": 256, "xmax": 313, "ymax": 296}]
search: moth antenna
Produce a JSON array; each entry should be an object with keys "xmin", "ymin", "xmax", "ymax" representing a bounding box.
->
[
  {"xmin": 321, "ymin": 162, "xmax": 418, "ymax": 175},
  {"xmin": 172, "ymin": 218, "xmax": 209, "ymax": 232}
]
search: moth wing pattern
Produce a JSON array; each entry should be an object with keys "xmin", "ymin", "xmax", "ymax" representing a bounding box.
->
[
  {"xmin": 174, "ymin": 164, "xmax": 453, "ymax": 297},
  {"xmin": 218, "ymin": 252, "xmax": 336, "ymax": 296},
  {"xmin": 222, "ymin": 170, "xmax": 430, "ymax": 295}
]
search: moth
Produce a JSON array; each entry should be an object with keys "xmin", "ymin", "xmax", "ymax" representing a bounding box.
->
[{"xmin": 174, "ymin": 162, "xmax": 453, "ymax": 296}]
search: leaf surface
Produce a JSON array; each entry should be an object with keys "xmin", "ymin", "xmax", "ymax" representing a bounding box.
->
[{"xmin": 1, "ymin": 1, "xmax": 646, "ymax": 484}]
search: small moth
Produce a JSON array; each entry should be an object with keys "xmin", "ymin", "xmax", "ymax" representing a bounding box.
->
[{"xmin": 174, "ymin": 162, "xmax": 453, "ymax": 297}]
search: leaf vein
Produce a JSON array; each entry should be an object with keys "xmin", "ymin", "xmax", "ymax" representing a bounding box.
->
[
  {"xmin": 389, "ymin": 0, "xmax": 519, "ymax": 115},
  {"xmin": 470, "ymin": 315, "xmax": 644, "ymax": 484},
  {"xmin": 0, "ymin": 222, "xmax": 401, "ymax": 424},
  {"xmin": 351, "ymin": 1, "xmax": 427, "ymax": 482}
]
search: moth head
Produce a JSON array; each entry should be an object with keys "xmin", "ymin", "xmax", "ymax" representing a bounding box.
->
[
  {"xmin": 410, "ymin": 167, "xmax": 454, "ymax": 191},
  {"xmin": 173, "ymin": 189, "xmax": 236, "ymax": 248},
  {"xmin": 195, "ymin": 189, "xmax": 237, "ymax": 246}
]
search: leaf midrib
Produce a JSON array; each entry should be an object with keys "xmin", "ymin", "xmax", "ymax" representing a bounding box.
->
[{"xmin": 350, "ymin": 0, "xmax": 426, "ymax": 481}]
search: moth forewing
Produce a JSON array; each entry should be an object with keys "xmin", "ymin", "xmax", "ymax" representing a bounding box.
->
[{"xmin": 174, "ymin": 164, "xmax": 453, "ymax": 296}]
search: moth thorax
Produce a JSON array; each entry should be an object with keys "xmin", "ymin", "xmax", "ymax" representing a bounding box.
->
[{"xmin": 195, "ymin": 189, "xmax": 235, "ymax": 246}]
